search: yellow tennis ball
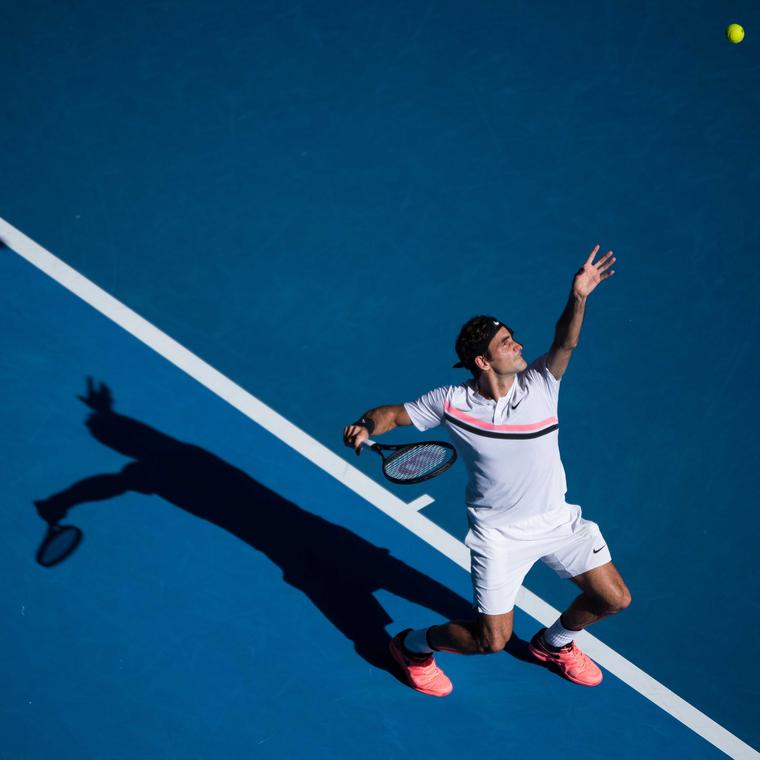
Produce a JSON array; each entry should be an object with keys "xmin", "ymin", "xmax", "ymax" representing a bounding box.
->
[{"xmin": 726, "ymin": 23, "xmax": 745, "ymax": 44}]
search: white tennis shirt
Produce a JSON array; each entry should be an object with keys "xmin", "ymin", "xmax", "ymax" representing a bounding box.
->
[{"xmin": 404, "ymin": 354, "xmax": 568, "ymax": 526}]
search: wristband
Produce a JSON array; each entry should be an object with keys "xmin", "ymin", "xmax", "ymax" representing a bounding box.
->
[{"xmin": 352, "ymin": 416, "xmax": 376, "ymax": 435}]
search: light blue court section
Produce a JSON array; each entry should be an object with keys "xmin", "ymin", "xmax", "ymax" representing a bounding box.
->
[{"xmin": 0, "ymin": 242, "xmax": 727, "ymax": 757}]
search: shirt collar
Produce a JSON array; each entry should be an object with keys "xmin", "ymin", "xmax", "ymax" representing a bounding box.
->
[{"xmin": 466, "ymin": 377, "xmax": 518, "ymax": 405}]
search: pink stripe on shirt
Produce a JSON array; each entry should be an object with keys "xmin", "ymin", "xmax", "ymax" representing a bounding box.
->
[{"xmin": 444, "ymin": 401, "xmax": 558, "ymax": 432}]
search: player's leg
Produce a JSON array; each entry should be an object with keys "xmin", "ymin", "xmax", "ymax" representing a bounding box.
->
[
  {"xmin": 425, "ymin": 520, "xmax": 529, "ymax": 654},
  {"xmin": 396, "ymin": 527, "xmax": 524, "ymax": 657},
  {"xmin": 527, "ymin": 562, "xmax": 631, "ymax": 687},
  {"xmin": 388, "ymin": 525, "xmax": 526, "ymax": 695},
  {"xmin": 529, "ymin": 506, "xmax": 626, "ymax": 686},
  {"xmin": 562, "ymin": 560, "xmax": 632, "ymax": 630},
  {"xmin": 388, "ymin": 611, "xmax": 513, "ymax": 697},
  {"xmin": 426, "ymin": 610, "xmax": 514, "ymax": 654}
]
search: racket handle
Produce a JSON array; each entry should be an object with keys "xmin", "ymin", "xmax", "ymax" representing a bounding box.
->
[{"xmin": 361, "ymin": 439, "xmax": 376, "ymax": 448}]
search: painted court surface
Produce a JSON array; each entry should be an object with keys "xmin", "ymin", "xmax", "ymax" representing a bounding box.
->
[{"xmin": 2, "ymin": 2, "xmax": 759, "ymax": 757}]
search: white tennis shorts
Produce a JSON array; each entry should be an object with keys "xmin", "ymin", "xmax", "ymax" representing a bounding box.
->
[{"xmin": 464, "ymin": 503, "xmax": 612, "ymax": 616}]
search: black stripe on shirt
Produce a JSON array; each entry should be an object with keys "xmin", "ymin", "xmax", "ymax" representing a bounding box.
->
[{"xmin": 444, "ymin": 413, "xmax": 559, "ymax": 440}]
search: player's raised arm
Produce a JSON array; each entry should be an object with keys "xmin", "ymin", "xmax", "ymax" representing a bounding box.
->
[
  {"xmin": 343, "ymin": 405, "xmax": 412, "ymax": 455},
  {"xmin": 546, "ymin": 244, "xmax": 616, "ymax": 381}
]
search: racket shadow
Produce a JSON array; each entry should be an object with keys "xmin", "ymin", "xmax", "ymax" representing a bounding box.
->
[{"xmin": 35, "ymin": 381, "xmax": 495, "ymax": 678}]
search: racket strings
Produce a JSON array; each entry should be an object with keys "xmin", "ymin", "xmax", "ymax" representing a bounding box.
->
[{"xmin": 384, "ymin": 443, "xmax": 453, "ymax": 481}]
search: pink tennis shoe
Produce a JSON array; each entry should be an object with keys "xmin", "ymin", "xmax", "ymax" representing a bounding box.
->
[
  {"xmin": 528, "ymin": 628, "xmax": 603, "ymax": 686},
  {"xmin": 389, "ymin": 630, "xmax": 453, "ymax": 697}
]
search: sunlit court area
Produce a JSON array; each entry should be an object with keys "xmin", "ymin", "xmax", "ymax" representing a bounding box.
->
[{"xmin": 2, "ymin": 2, "xmax": 759, "ymax": 757}]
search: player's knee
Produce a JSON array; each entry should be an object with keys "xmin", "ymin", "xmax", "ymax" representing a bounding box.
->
[
  {"xmin": 605, "ymin": 586, "xmax": 632, "ymax": 615},
  {"xmin": 476, "ymin": 626, "xmax": 512, "ymax": 654},
  {"xmin": 477, "ymin": 638, "xmax": 507, "ymax": 654}
]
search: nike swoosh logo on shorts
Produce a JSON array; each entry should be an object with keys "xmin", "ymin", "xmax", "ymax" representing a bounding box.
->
[{"xmin": 593, "ymin": 545, "xmax": 607, "ymax": 554}]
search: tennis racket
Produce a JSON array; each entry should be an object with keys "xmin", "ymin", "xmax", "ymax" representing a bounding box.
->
[
  {"xmin": 36, "ymin": 523, "xmax": 83, "ymax": 568},
  {"xmin": 361, "ymin": 439, "xmax": 457, "ymax": 484}
]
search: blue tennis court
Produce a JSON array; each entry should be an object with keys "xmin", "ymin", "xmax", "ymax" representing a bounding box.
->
[{"xmin": 2, "ymin": 1, "xmax": 759, "ymax": 757}]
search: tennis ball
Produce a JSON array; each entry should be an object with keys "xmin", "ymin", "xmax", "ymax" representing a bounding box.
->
[{"xmin": 726, "ymin": 23, "xmax": 745, "ymax": 44}]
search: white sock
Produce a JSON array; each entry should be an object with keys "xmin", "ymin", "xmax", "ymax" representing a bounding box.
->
[
  {"xmin": 403, "ymin": 627, "xmax": 434, "ymax": 655},
  {"xmin": 543, "ymin": 616, "xmax": 580, "ymax": 648}
]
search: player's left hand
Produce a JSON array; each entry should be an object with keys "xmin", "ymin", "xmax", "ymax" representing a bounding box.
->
[{"xmin": 572, "ymin": 244, "xmax": 616, "ymax": 298}]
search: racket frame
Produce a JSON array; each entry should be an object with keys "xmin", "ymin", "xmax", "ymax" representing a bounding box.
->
[{"xmin": 362, "ymin": 439, "xmax": 457, "ymax": 485}]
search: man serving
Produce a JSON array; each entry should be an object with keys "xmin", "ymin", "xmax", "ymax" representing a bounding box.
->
[{"xmin": 343, "ymin": 245, "xmax": 631, "ymax": 697}]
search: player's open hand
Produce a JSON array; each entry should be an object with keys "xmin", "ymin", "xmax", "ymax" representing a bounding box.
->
[
  {"xmin": 572, "ymin": 245, "xmax": 616, "ymax": 298},
  {"xmin": 343, "ymin": 424, "xmax": 370, "ymax": 455}
]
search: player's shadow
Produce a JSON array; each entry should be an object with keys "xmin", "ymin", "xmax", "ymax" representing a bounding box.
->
[{"xmin": 34, "ymin": 381, "xmax": 537, "ymax": 676}]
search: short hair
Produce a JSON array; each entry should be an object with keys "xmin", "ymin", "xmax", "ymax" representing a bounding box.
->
[{"xmin": 454, "ymin": 315, "xmax": 511, "ymax": 377}]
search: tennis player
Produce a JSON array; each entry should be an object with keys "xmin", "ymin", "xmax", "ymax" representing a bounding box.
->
[{"xmin": 343, "ymin": 245, "xmax": 631, "ymax": 696}]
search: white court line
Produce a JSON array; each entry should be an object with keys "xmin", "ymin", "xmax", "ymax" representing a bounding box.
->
[
  {"xmin": 406, "ymin": 494, "xmax": 435, "ymax": 512},
  {"xmin": 1, "ymin": 217, "xmax": 756, "ymax": 760}
]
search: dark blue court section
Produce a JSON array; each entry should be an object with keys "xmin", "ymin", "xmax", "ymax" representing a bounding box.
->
[
  {"xmin": 2, "ymin": 230, "xmax": 726, "ymax": 760},
  {"xmin": 2, "ymin": 0, "xmax": 759, "ymax": 754}
]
